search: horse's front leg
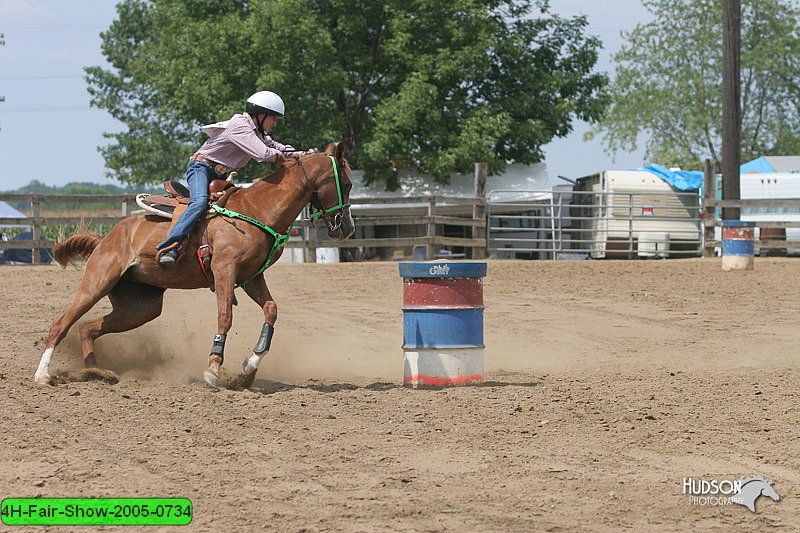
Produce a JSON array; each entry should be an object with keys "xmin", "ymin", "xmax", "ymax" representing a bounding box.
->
[
  {"xmin": 240, "ymin": 274, "xmax": 277, "ymax": 385},
  {"xmin": 203, "ymin": 270, "xmax": 237, "ymax": 389}
]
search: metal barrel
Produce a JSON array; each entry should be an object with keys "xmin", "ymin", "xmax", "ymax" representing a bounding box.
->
[
  {"xmin": 399, "ymin": 262, "xmax": 487, "ymax": 387},
  {"xmin": 722, "ymin": 220, "xmax": 756, "ymax": 271}
]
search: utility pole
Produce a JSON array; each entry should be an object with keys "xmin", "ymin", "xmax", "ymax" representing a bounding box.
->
[{"xmin": 721, "ymin": 0, "xmax": 741, "ymax": 220}]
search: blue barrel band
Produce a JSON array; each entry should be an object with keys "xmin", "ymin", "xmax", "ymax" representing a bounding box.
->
[
  {"xmin": 722, "ymin": 239, "xmax": 755, "ymax": 255},
  {"xmin": 402, "ymin": 308, "xmax": 484, "ymax": 349},
  {"xmin": 399, "ymin": 262, "xmax": 487, "ymax": 279},
  {"xmin": 722, "ymin": 220, "xmax": 757, "ymax": 228}
]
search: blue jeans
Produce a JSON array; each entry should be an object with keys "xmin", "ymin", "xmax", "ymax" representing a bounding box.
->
[{"xmin": 156, "ymin": 160, "xmax": 226, "ymax": 250}]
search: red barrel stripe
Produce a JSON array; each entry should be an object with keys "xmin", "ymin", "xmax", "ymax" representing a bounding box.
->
[
  {"xmin": 722, "ymin": 227, "xmax": 754, "ymax": 240},
  {"xmin": 403, "ymin": 278, "xmax": 484, "ymax": 308}
]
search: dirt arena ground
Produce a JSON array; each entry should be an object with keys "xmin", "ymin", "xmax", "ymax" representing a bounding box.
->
[{"xmin": 1, "ymin": 258, "xmax": 799, "ymax": 531}]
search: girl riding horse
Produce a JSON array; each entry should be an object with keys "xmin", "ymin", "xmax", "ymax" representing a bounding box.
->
[
  {"xmin": 157, "ymin": 91, "xmax": 314, "ymax": 266},
  {"xmin": 35, "ymin": 142, "xmax": 354, "ymax": 389}
]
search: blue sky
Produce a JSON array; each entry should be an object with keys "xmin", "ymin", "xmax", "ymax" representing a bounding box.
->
[{"xmin": 0, "ymin": 0, "xmax": 652, "ymax": 190}]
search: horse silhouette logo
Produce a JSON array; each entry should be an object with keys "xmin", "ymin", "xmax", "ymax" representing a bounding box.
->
[{"xmin": 731, "ymin": 476, "xmax": 780, "ymax": 512}]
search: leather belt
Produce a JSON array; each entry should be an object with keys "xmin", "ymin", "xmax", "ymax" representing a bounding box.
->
[{"xmin": 191, "ymin": 154, "xmax": 231, "ymax": 175}]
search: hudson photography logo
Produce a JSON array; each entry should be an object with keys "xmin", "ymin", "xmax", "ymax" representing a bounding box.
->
[{"xmin": 682, "ymin": 475, "xmax": 781, "ymax": 512}]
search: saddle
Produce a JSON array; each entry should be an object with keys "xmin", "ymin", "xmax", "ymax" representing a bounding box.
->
[
  {"xmin": 136, "ymin": 177, "xmax": 238, "ymax": 219},
  {"xmin": 136, "ymin": 176, "xmax": 240, "ymax": 299}
]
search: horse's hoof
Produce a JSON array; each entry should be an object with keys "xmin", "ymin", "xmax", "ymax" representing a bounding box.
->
[
  {"xmin": 203, "ymin": 370, "xmax": 220, "ymax": 389},
  {"xmin": 33, "ymin": 371, "xmax": 51, "ymax": 386},
  {"xmin": 242, "ymin": 356, "xmax": 257, "ymax": 374},
  {"xmin": 242, "ymin": 354, "xmax": 264, "ymax": 374}
]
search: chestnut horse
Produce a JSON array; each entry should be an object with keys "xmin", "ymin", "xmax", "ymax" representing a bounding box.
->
[{"xmin": 34, "ymin": 142, "xmax": 354, "ymax": 388}]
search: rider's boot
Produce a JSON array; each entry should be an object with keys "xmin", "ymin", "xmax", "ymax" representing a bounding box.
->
[
  {"xmin": 159, "ymin": 249, "xmax": 179, "ymax": 266},
  {"xmin": 156, "ymin": 242, "xmax": 181, "ymax": 267}
]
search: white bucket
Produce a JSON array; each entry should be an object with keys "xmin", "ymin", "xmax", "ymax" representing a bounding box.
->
[
  {"xmin": 638, "ymin": 232, "xmax": 670, "ymax": 258},
  {"xmin": 316, "ymin": 247, "xmax": 340, "ymax": 263}
]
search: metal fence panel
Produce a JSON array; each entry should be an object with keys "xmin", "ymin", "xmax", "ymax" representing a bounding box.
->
[{"xmin": 487, "ymin": 189, "xmax": 703, "ymax": 260}]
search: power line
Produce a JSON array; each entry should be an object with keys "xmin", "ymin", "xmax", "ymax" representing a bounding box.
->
[
  {"xmin": 2, "ymin": 26, "xmax": 106, "ymax": 31},
  {"xmin": 0, "ymin": 75, "xmax": 85, "ymax": 80},
  {"xmin": 0, "ymin": 106, "xmax": 94, "ymax": 113}
]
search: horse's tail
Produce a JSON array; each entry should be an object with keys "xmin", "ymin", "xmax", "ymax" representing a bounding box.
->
[{"xmin": 53, "ymin": 231, "xmax": 103, "ymax": 267}]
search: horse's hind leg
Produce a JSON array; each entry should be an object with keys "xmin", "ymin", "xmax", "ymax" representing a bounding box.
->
[
  {"xmin": 79, "ymin": 278, "xmax": 165, "ymax": 368},
  {"xmin": 35, "ymin": 253, "xmax": 128, "ymax": 384},
  {"xmin": 35, "ymin": 295, "xmax": 102, "ymax": 384}
]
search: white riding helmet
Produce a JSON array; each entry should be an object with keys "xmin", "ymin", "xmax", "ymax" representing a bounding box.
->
[{"xmin": 246, "ymin": 91, "xmax": 285, "ymax": 117}]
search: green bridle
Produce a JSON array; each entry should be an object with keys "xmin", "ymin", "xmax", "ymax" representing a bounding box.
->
[
  {"xmin": 308, "ymin": 155, "xmax": 348, "ymax": 221},
  {"xmin": 212, "ymin": 155, "xmax": 349, "ymax": 287}
]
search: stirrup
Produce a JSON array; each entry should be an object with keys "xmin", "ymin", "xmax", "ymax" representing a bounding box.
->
[{"xmin": 157, "ymin": 248, "xmax": 179, "ymax": 266}]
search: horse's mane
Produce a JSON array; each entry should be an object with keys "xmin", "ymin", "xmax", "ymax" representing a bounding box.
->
[
  {"xmin": 253, "ymin": 154, "xmax": 313, "ymax": 184},
  {"xmin": 252, "ymin": 160, "xmax": 291, "ymax": 185}
]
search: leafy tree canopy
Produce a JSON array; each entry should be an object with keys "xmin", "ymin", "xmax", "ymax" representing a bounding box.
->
[
  {"xmin": 87, "ymin": 0, "xmax": 607, "ymax": 188},
  {"xmin": 588, "ymin": 0, "xmax": 800, "ymax": 170}
]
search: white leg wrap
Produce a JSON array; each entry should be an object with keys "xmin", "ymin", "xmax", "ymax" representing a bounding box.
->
[{"xmin": 34, "ymin": 347, "xmax": 53, "ymax": 384}]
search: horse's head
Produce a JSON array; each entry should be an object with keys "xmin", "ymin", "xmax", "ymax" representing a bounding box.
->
[
  {"xmin": 735, "ymin": 476, "xmax": 781, "ymax": 512},
  {"xmin": 301, "ymin": 142, "xmax": 355, "ymax": 240},
  {"xmin": 760, "ymin": 480, "xmax": 781, "ymax": 502}
]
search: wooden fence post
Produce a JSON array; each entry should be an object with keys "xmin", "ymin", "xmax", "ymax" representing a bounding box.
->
[
  {"xmin": 703, "ymin": 159, "xmax": 716, "ymax": 257},
  {"xmin": 122, "ymin": 195, "xmax": 132, "ymax": 217},
  {"xmin": 31, "ymin": 194, "xmax": 41, "ymax": 265},
  {"xmin": 473, "ymin": 162, "xmax": 488, "ymax": 259},
  {"xmin": 426, "ymin": 196, "xmax": 436, "ymax": 260}
]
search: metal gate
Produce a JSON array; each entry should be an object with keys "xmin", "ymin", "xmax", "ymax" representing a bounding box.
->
[{"xmin": 487, "ymin": 189, "xmax": 703, "ymax": 259}]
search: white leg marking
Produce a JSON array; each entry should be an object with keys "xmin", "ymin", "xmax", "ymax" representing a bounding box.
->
[
  {"xmin": 34, "ymin": 347, "xmax": 53, "ymax": 385},
  {"xmin": 242, "ymin": 352, "xmax": 266, "ymax": 373}
]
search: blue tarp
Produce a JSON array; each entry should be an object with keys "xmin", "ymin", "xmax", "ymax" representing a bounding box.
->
[
  {"xmin": 640, "ymin": 164, "xmax": 704, "ymax": 191},
  {"xmin": 639, "ymin": 157, "xmax": 797, "ymax": 190},
  {"xmin": 740, "ymin": 157, "xmax": 775, "ymax": 173}
]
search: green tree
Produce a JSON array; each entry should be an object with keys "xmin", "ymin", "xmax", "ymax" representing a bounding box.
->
[
  {"xmin": 87, "ymin": 0, "xmax": 607, "ymax": 187},
  {"xmin": 588, "ymin": 0, "xmax": 800, "ymax": 170}
]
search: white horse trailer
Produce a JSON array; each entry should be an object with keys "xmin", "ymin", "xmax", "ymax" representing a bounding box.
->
[
  {"xmin": 572, "ymin": 170, "xmax": 702, "ymax": 259},
  {"xmin": 738, "ymin": 172, "xmax": 800, "ymax": 254}
]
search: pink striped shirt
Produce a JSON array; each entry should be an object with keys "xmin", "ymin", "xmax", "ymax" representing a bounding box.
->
[{"xmin": 196, "ymin": 113, "xmax": 300, "ymax": 169}]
